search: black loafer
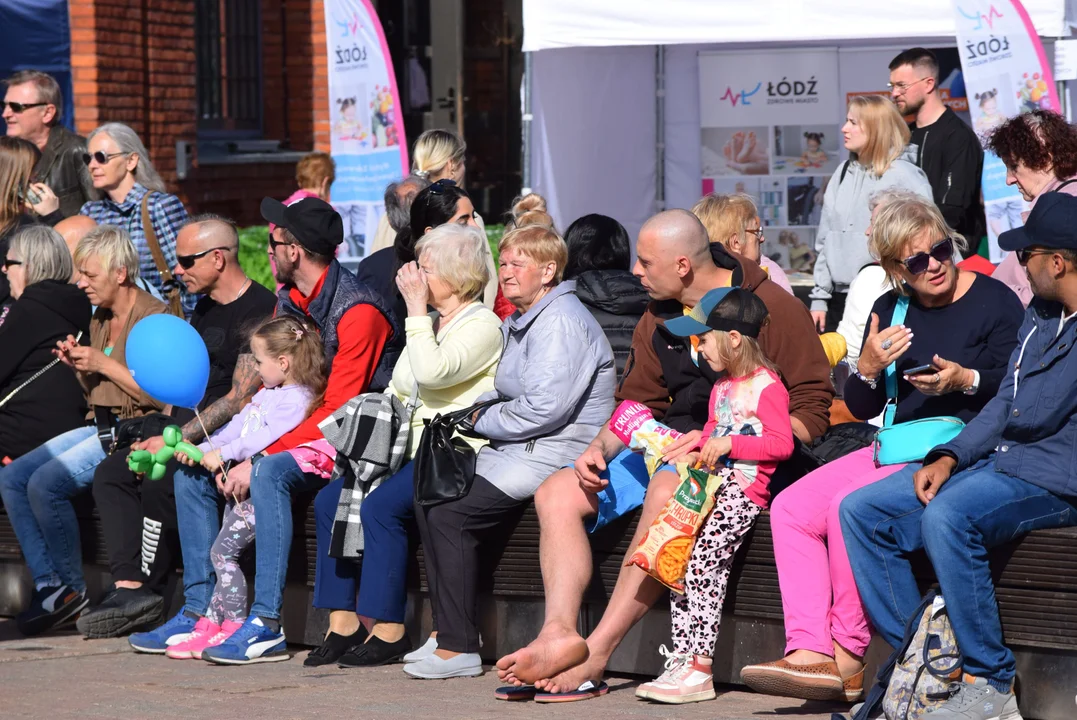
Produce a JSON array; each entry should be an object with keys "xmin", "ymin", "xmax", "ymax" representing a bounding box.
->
[
  {"xmin": 304, "ymin": 626, "xmax": 368, "ymax": 667},
  {"xmin": 337, "ymin": 635, "xmax": 412, "ymax": 667}
]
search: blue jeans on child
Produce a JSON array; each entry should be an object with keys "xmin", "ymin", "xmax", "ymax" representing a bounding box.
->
[
  {"xmin": 174, "ymin": 452, "xmax": 324, "ymax": 620},
  {"xmin": 0, "ymin": 426, "xmax": 103, "ymax": 591},
  {"xmin": 313, "ymin": 461, "xmax": 415, "ymax": 623},
  {"xmin": 840, "ymin": 457, "xmax": 1077, "ymax": 693}
]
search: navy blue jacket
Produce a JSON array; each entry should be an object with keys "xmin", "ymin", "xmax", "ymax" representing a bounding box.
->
[{"xmin": 928, "ymin": 300, "xmax": 1077, "ymax": 496}]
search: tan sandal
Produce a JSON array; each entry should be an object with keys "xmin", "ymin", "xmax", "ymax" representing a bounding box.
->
[{"xmin": 740, "ymin": 658, "xmax": 845, "ymax": 701}]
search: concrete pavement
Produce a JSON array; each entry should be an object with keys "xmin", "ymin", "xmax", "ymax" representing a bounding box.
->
[{"xmin": 0, "ymin": 618, "xmax": 849, "ymax": 719}]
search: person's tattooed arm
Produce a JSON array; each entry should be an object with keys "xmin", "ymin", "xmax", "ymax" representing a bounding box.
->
[{"xmin": 180, "ymin": 353, "xmax": 261, "ymax": 443}]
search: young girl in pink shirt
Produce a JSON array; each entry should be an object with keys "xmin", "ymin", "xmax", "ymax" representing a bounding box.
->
[{"xmin": 635, "ymin": 287, "xmax": 794, "ymax": 704}]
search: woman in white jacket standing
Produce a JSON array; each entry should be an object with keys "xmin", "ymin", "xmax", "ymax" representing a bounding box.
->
[{"xmin": 810, "ymin": 95, "xmax": 933, "ymax": 332}]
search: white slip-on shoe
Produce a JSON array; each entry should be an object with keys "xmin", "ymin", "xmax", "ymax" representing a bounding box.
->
[
  {"xmin": 402, "ymin": 636, "xmax": 438, "ymax": 663},
  {"xmin": 403, "ymin": 652, "xmax": 483, "ymax": 679}
]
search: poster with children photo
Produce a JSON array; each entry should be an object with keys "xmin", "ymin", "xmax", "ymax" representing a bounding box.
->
[
  {"xmin": 764, "ymin": 227, "xmax": 816, "ymax": 274},
  {"xmin": 771, "ymin": 125, "xmax": 840, "ymax": 175},
  {"xmin": 970, "ymin": 75, "xmax": 1015, "ymax": 138},
  {"xmin": 701, "ymin": 126, "xmax": 770, "ymax": 176},
  {"xmin": 333, "ymin": 85, "xmax": 371, "ymax": 147},
  {"xmin": 787, "ymin": 176, "xmax": 827, "ymax": 226}
]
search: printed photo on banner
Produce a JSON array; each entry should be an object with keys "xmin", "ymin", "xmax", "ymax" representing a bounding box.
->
[
  {"xmin": 701, "ymin": 126, "xmax": 769, "ymax": 176},
  {"xmin": 764, "ymin": 228, "xmax": 816, "ymax": 274},
  {"xmin": 324, "ymin": 0, "xmax": 408, "ymax": 260},
  {"xmin": 969, "ymin": 76, "xmax": 1014, "ymax": 136},
  {"xmin": 772, "ymin": 125, "xmax": 840, "ymax": 175},
  {"xmin": 787, "ymin": 176, "xmax": 827, "ymax": 226}
]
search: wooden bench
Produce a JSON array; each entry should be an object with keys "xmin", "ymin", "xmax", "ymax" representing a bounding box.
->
[{"xmin": 0, "ymin": 496, "xmax": 1074, "ymax": 719}]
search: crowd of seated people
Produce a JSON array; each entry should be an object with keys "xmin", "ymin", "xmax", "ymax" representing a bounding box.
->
[{"xmin": 2, "ymin": 68, "xmax": 1075, "ymax": 720}]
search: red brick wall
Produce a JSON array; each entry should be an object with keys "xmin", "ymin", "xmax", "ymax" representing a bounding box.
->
[{"xmin": 68, "ymin": 0, "xmax": 330, "ymax": 226}]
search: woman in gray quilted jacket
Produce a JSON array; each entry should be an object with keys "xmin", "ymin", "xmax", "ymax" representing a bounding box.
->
[{"xmin": 404, "ymin": 218, "xmax": 617, "ymax": 680}]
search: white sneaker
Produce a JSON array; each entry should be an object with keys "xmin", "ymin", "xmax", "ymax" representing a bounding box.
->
[
  {"xmin": 403, "ymin": 636, "xmax": 438, "ymax": 663},
  {"xmin": 636, "ymin": 645, "xmax": 716, "ymax": 704},
  {"xmin": 403, "ymin": 652, "xmax": 483, "ymax": 679}
]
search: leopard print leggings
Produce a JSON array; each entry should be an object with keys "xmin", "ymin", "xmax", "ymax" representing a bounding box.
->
[{"xmin": 670, "ymin": 479, "xmax": 761, "ymax": 657}]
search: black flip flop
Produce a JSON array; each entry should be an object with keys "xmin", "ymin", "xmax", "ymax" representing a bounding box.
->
[{"xmin": 534, "ymin": 680, "xmax": 610, "ymax": 703}]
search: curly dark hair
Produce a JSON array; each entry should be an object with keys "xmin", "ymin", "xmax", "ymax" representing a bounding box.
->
[{"xmin": 985, "ymin": 110, "xmax": 1077, "ymax": 178}]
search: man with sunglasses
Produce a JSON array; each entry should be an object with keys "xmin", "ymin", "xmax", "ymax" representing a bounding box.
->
[
  {"xmin": 78, "ymin": 215, "xmax": 275, "ymax": 638},
  {"xmin": 841, "ymin": 191, "xmax": 1077, "ymax": 720},
  {"xmin": 2, "ymin": 71, "xmax": 93, "ymax": 218},
  {"xmin": 889, "ymin": 48, "xmax": 984, "ymax": 243}
]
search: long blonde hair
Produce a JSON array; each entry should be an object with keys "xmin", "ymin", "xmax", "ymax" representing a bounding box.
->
[
  {"xmin": 847, "ymin": 95, "xmax": 911, "ymax": 177},
  {"xmin": 252, "ymin": 316, "xmax": 328, "ymax": 416},
  {"xmin": 0, "ymin": 136, "xmax": 39, "ymax": 235}
]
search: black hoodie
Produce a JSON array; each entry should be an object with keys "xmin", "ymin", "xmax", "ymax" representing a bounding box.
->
[
  {"xmin": 0, "ymin": 280, "xmax": 92, "ymax": 460},
  {"xmin": 908, "ymin": 107, "xmax": 985, "ymax": 242},
  {"xmin": 572, "ymin": 269, "xmax": 650, "ymax": 378}
]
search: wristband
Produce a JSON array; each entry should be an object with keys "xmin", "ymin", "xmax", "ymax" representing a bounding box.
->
[{"xmin": 852, "ymin": 367, "xmax": 879, "ymax": 390}]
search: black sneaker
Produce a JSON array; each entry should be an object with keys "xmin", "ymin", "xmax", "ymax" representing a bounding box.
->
[
  {"xmin": 337, "ymin": 635, "xmax": 412, "ymax": 668},
  {"xmin": 16, "ymin": 585, "xmax": 90, "ymax": 636},
  {"xmin": 303, "ymin": 626, "xmax": 368, "ymax": 667},
  {"xmin": 76, "ymin": 586, "xmax": 164, "ymax": 639}
]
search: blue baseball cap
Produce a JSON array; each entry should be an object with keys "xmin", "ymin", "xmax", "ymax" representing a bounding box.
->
[
  {"xmin": 665, "ymin": 287, "xmax": 764, "ymax": 338},
  {"xmin": 998, "ymin": 191, "xmax": 1077, "ymax": 252}
]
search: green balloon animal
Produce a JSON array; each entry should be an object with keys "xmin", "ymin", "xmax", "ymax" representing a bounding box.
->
[{"xmin": 127, "ymin": 425, "xmax": 204, "ymax": 480}]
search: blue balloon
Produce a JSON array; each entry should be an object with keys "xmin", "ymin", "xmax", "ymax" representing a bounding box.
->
[{"xmin": 125, "ymin": 314, "xmax": 210, "ymax": 408}]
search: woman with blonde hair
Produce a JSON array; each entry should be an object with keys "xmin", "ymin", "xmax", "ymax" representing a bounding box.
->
[
  {"xmin": 809, "ymin": 94, "xmax": 932, "ymax": 332},
  {"xmin": 741, "ymin": 195, "xmax": 1022, "ymax": 703},
  {"xmin": 692, "ymin": 192, "xmax": 793, "ymax": 294}
]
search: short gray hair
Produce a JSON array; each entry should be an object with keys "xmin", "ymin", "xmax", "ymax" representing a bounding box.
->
[
  {"xmin": 414, "ymin": 224, "xmax": 489, "ymax": 303},
  {"xmin": 384, "ymin": 175, "xmax": 431, "ymax": 231},
  {"xmin": 4, "ymin": 70, "xmax": 62, "ymax": 123},
  {"xmin": 74, "ymin": 224, "xmax": 140, "ymax": 282},
  {"xmin": 87, "ymin": 123, "xmax": 165, "ymax": 193},
  {"xmin": 8, "ymin": 225, "xmax": 73, "ymax": 286},
  {"xmin": 868, "ymin": 187, "xmax": 924, "ymax": 213}
]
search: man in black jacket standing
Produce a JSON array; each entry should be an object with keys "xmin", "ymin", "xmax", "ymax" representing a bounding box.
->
[
  {"xmin": 3, "ymin": 70, "xmax": 95, "ymax": 219},
  {"xmin": 889, "ymin": 48, "xmax": 985, "ymax": 243}
]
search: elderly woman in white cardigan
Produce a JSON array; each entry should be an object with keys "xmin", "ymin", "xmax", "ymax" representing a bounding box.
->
[{"xmin": 305, "ymin": 224, "xmax": 504, "ymax": 667}]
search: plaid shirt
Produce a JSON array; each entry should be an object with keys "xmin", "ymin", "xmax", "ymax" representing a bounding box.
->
[{"xmin": 80, "ymin": 183, "xmax": 195, "ymax": 316}]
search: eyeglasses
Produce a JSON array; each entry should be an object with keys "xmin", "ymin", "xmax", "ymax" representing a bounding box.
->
[
  {"xmin": 2, "ymin": 101, "xmax": 47, "ymax": 114},
  {"xmin": 81, "ymin": 151, "xmax": 127, "ymax": 166},
  {"xmin": 176, "ymin": 246, "xmax": 233, "ymax": 269},
  {"xmin": 1016, "ymin": 248, "xmax": 1056, "ymax": 266},
  {"xmin": 902, "ymin": 237, "xmax": 954, "ymax": 275},
  {"xmin": 887, "ymin": 77, "xmax": 931, "ymax": 95},
  {"xmin": 746, "ymin": 226, "xmax": 765, "ymax": 241},
  {"xmin": 2, "ymin": 258, "xmax": 22, "ymax": 269}
]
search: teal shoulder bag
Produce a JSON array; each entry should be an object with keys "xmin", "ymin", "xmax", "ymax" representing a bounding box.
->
[{"xmin": 873, "ymin": 296, "xmax": 966, "ymax": 466}]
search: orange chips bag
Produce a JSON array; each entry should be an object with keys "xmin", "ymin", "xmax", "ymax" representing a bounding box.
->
[{"xmin": 627, "ymin": 465, "xmax": 725, "ymax": 594}]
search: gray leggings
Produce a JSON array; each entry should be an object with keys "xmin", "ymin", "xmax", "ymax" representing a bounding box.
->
[{"xmin": 206, "ymin": 500, "xmax": 256, "ymax": 625}]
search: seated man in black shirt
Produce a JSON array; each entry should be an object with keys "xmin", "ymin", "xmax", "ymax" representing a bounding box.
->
[{"xmin": 77, "ymin": 215, "xmax": 276, "ymax": 638}]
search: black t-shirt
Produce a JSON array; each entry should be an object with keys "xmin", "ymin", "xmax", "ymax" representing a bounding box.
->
[{"xmin": 190, "ymin": 282, "xmax": 277, "ymax": 410}]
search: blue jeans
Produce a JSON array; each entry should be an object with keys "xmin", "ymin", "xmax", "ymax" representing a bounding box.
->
[
  {"xmin": 312, "ymin": 462, "xmax": 416, "ymax": 622},
  {"xmin": 173, "ymin": 464, "xmax": 222, "ymax": 615},
  {"xmin": 0, "ymin": 426, "xmax": 103, "ymax": 591},
  {"xmin": 249, "ymin": 452, "xmax": 325, "ymax": 620},
  {"xmin": 840, "ymin": 457, "xmax": 1077, "ymax": 691}
]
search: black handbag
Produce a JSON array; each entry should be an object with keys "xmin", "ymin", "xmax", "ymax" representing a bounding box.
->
[
  {"xmin": 101, "ymin": 411, "xmax": 174, "ymax": 454},
  {"xmin": 413, "ymin": 399, "xmax": 501, "ymax": 507}
]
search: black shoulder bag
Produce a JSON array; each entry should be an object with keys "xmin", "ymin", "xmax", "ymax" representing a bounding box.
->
[{"xmin": 413, "ymin": 398, "xmax": 501, "ymax": 507}]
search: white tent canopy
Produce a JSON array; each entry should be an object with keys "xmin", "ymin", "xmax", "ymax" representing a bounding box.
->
[
  {"xmin": 523, "ymin": 0, "xmax": 1070, "ymax": 52},
  {"xmin": 523, "ymin": 2, "xmax": 1074, "ymax": 243}
]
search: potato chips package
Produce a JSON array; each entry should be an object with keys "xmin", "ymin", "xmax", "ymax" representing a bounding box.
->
[
  {"xmin": 608, "ymin": 400, "xmax": 683, "ymax": 476},
  {"xmin": 626, "ymin": 464, "xmax": 725, "ymax": 594}
]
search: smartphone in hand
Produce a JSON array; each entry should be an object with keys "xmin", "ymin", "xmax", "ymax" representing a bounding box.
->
[{"xmin": 905, "ymin": 363, "xmax": 937, "ymax": 376}]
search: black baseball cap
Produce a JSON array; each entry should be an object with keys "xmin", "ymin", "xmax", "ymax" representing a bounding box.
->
[
  {"xmin": 260, "ymin": 197, "xmax": 343, "ymax": 256},
  {"xmin": 998, "ymin": 191, "xmax": 1077, "ymax": 252},
  {"xmin": 665, "ymin": 288, "xmax": 767, "ymax": 338}
]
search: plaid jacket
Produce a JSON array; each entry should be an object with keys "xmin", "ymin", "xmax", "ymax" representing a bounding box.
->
[
  {"xmin": 80, "ymin": 183, "xmax": 195, "ymax": 316},
  {"xmin": 320, "ymin": 392, "xmax": 411, "ymax": 559}
]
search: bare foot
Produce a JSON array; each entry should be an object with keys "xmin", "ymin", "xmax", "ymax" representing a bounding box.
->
[
  {"xmin": 495, "ymin": 624, "xmax": 589, "ymax": 685},
  {"xmin": 784, "ymin": 648, "xmax": 835, "ymax": 666},
  {"xmin": 536, "ymin": 652, "xmax": 607, "ymax": 694}
]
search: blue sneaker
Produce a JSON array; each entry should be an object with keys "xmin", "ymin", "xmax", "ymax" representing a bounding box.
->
[
  {"xmin": 128, "ymin": 609, "xmax": 198, "ymax": 654},
  {"xmin": 201, "ymin": 616, "xmax": 288, "ymax": 665}
]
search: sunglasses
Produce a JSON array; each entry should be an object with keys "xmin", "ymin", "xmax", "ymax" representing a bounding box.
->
[
  {"xmin": 268, "ymin": 238, "xmax": 295, "ymax": 251},
  {"xmin": 1016, "ymin": 248, "xmax": 1056, "ymax": 266},
  {"xmin": 2, "ymin": 258, "xmax": 22, "ymax": 269},
  {"xmin": 2, "ymin": 101, "xmax": 47, "ymax": 114},
  {"xmin": 902, "ymin": 237, "xmax": 954, "ymax": 275},
  {"xmin": 176, "ymin": 246, "xmax": 233, "ymax": 269},
  {"xmin": 427, "ymin": 179, "xmax": 458, "ymax": 195},
  {"xmin": 82, "ymin": 151, "xmax": 127, "ymax": 166}
]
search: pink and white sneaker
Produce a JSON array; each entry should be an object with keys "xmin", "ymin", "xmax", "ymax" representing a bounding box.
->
[
  {"xmin": 203, "ymin": 619, "xmax": 244, "ymax": 652},
  {"xmin": 635, "ymin": 645, "xmax": 716, "ymax": 704},
  {"xmin": 165, "ymin": 617, "xmax": 221, "ymax": 659}
]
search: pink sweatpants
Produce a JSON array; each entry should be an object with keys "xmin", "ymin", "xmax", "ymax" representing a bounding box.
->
[{"xmin": 770, "ymin": 446, "xmax": 908, "ymax": 657}]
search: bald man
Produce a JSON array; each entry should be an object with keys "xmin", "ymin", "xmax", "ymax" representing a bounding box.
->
[
  {"xmin": 496, "ymin": 209, "xmax": 832, "ymax": 696},
  {"xmin": 54, "ymin": 214, "xmax": 96, "ymax": 282},
  {"xmin": 79, "ymin": 214, "xmax": 277, "ymax": 639}
]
